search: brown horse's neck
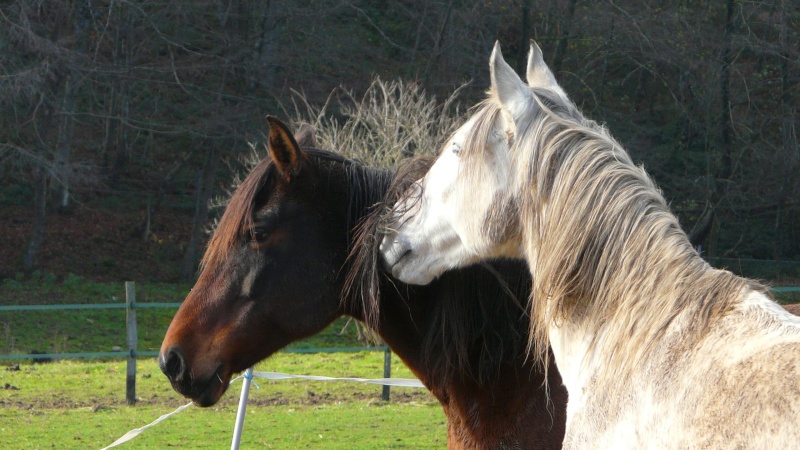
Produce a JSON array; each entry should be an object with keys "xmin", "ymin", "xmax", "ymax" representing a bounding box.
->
[{"xmin": 344, "ymin": 264, "xmax": 566, "ymax": 450}]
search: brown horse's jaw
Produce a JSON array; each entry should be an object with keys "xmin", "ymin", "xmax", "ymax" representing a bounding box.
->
[
  {"xmin": 193, "ymin": 382, "xmax": 228, "ymax": 406},
  {"xmin": 168, "ymin": 364, "xmax": 230, "ymax": 407}
]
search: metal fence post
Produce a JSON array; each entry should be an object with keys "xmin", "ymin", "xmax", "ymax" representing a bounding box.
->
[
  {"xmin": 231, "ymin": 367, "xmax": 254, "ymax": 450},
  {"xmin": 382, "ymin": 347, "xmax": 391, "ymax": 401},
  {"xmin": 125, "ymin": 281, "xmax": 137, "ymax": 406}
]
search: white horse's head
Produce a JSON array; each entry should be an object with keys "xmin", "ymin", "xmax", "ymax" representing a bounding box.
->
[{"xmin": 379, "ymin": 41, "xmax": 565, "ymax": 284}]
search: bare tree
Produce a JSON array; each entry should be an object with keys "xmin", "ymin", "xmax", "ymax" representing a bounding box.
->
[{"xmin": 1, "ymin": 0, "xmax": 798, "ymax": 278}]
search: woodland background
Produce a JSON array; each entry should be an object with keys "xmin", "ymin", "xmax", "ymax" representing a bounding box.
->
[{"xmin": 1, "ymin": 0, "xmax": 798, "ymax": 283}]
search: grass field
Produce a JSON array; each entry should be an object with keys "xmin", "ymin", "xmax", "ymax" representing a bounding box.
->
[{"xmin": 1, "ymin": 354, "xmax": 446, "ymax": 449}]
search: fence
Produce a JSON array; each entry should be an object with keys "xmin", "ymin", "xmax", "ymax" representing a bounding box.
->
[{"xmin": 0, "ymin": 282, "xmax": 398, "ymax": 404}]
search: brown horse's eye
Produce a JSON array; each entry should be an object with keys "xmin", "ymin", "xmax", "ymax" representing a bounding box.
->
[
  {"xmin": 251, "ymin": 228, "xmax": 269, "ymax": 243},
  {"xmin": 249, "ymin": 210, "xmax": 279, "ymax": 245}
]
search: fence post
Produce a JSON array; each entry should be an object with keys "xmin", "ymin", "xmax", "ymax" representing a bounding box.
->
[
  {"xmin": 231, "ymin": 367, "xmax": 254, "ymax": 450},
  {"xmin": 382, "ymin": 347, "xmax": 391, "ymax": 401},
  {"xmin": 125, "ymin": 281, "xmax": 137, "ymax": 406}
]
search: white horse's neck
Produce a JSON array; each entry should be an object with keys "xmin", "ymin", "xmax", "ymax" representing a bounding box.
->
[
  {"xmin": 546, "ymin": 316, "xmax": 596, "ymax": 418},
  {"xmin": 541, "ymin": 246, "xmax": 705, "ymax": 392},
  {"xmin": 515, "ymin": 133, "xmax": 750, "ymax": 393}
]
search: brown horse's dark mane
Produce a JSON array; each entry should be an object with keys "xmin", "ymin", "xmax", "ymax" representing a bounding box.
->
[
  {"xmin": 346, "ymin": 157, "xmax": 532, "ymax": 385},
  {"xmin": 343, "ymin": 157, "xmax": 433, "ymax": 327}
]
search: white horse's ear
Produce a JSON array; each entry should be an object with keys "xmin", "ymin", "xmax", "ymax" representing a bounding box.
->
[
  {"xmin": 526, "ymin": 41, "xmax": 568, "ymax": 99},
  {"xmin": 490, "ymin": 41, "xmax": 532, "ymax": 121}
]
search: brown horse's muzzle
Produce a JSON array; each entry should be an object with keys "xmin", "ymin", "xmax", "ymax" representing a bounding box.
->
[{"xmin": 159, "ymin": 343, "xmax": 231, "ymax": 406}]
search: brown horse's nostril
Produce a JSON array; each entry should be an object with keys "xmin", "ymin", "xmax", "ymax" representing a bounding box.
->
[{"xmin": 160, "ymin": 346, "xmax": 187, "ymax": 382}]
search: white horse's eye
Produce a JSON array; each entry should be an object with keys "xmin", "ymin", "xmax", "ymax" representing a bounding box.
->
[{"xmin": 451, "ymin": 144, "xmax": 462, "ymax": 156}]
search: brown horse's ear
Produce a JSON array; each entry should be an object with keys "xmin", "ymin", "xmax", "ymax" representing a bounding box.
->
[{"xmin": 266, "ymin": 115, "xmax": 304, "ymax": 181}]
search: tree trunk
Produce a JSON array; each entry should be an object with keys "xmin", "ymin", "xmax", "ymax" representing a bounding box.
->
[
  {"xmin": 515, "ymin": 0, "xmax": 532, "ymax": 76},
  {"xmin": 552, "ymin": 0, "xmax": 578, "ymax": 75},
  {"xmin": 23, "ymin": 167, "xmax": 48, "ymax": 271},
  {"xmin": 53, "ymin": 75, "xmax": 75, "ymax": 212},
  {"xmin": 773, "ymin": 0, "xmax": 798, "ymax": 259},
  {"xmin": 718, "ymin": 0, "xmax": 735, "ymax": 182},
  {"xmin": 180, "ymin": 146, "xmax": 220, "ymax": 280},
  {"xmin": 252, "ymin": 0, "xmax": 281, "ymax": 92},
  {"xmin": 108, "ymin": 2, "xmax": 132, "ymax": 182},
  {"xmin": 598, "ymin": 19, "xmax": 615, "ymax": 101},
  {"xmin": 694, "ymin": 0, "xmax": 737, "ymax": 253},
  {"xmin": 133, "ymin": 150, "xmax": 195, "ymax": 240},
  {"xmin": 422, "ymin": 0, "xmax": 454, "ymax": 85},
  {"xmin": 410, "ymin": 1, "xmax": 430, "ymax": 65}
]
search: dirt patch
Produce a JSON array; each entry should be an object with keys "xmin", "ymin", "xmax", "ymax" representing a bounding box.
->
[
  {"xmin": 1, "ymin": 388, "xmax": 435, "ymax": 411},
  {"xmin": 244, "ymin": 390, "xmax": 433, "ymax": 407}
]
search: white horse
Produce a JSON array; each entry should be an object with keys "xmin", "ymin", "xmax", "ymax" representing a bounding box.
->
[{"xmin": 379, "ymin": 41, "xmax": 800, "ymax": 449}]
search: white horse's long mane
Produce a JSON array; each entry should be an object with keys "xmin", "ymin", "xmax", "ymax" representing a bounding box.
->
[{"xmin": 459, "ymin": 84, "xmax": 765, "ymax": 386}]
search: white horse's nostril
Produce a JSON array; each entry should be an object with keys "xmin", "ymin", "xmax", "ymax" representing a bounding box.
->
[
  {"xmin": 379, "ymin": 234, "xmax": 413, "ymax": 271},
  {"xmin": 392, "ymin": 238, "xmax": 412, "ymax": 264},
  {"xmin": 398, "ymin": 247, "xmax": 412, "ymax": 261}
]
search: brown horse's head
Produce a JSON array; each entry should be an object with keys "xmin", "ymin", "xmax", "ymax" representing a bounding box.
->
[{"xmin": 159, "ymin": 117, "xmax": 384, "ymax": 406}]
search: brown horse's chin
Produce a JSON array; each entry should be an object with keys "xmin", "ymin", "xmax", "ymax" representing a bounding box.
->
[
  {"xmin": 173, "ymin": 365, "xmax": 232, "ymax": 407},
  {"xmin": 193, "ymin": 382, "xmax": 228, "ymax": 407}
]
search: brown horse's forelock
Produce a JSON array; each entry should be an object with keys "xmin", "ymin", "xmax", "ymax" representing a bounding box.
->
[{"xmin": 199, "ymin": 157, "xmax": 275, "ymax": 281}]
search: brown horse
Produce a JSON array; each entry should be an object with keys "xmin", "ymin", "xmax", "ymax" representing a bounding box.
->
[{"xmin": 159, "ymin": 116, "xmax": 567, "ymax": 449}]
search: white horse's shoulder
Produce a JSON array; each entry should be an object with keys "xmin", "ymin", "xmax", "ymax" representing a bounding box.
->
[
  {"xmin": 678, "ymin": 289, "xmax": 800, "ymax": 448},
  {"xmin": 733, "ymin": 290, "xmax": 800, "ymax": 341},
  {"xmin": 740, "ymin": 290, "xmax": 800, "ymax": 326},
  {"xmin": 696, "ymin": 289, "xmax": 800, "ymax": 379},
  {"xmin": 563, "ymin": 289, "xmax": 800, "ymax": 450}
]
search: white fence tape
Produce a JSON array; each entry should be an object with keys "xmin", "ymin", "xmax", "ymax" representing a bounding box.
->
[
  {"xmin": 101, "ymin": 402, "xmax": 193, "ymax": 449},
  {"xmin": 250, "ymin": 371, "xmax": 425, "ymax": 388},
  {"xmin": 101, "ymin": 371, "xmax": 424, "ymax": 449}
]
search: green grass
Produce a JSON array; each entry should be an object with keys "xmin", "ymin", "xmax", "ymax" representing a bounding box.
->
[
  {"xmin": 0, "ymin": 355, "xmax": 445, "ymax": 449},
  {"xmin": 3, "ymin": 402, "xmax": 446, "ymax": 449}
]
